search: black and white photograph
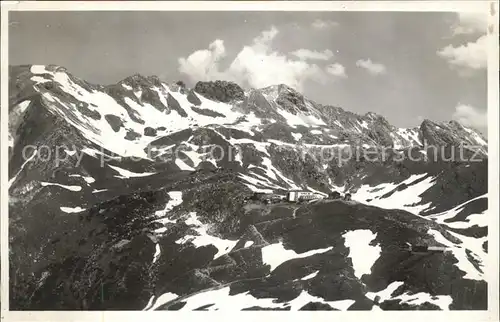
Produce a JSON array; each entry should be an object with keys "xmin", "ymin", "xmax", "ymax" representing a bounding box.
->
[{"xmin": 1, "ymin": 1, "xmax": 499, "ymax": 319}]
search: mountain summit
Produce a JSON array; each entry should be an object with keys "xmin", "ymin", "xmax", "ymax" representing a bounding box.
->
[{"xmin": 8, "ymin": 65, "xmax": 488, "ymax": 311}]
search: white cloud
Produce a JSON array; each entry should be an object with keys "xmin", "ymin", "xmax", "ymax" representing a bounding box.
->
[
  {"xmin": 228, "ymin": 46, "xmax": 327, "ymax": 91},
  {"xmin": 251, "ymin": 25, "xmax": 279, "ymax": 51},
  {"xmin": 290, "ymin": 49, "xmax": 334, "ymax": 61},
  {"xmin": 311, "ymin": 19, "xmax": 339, "ymax": 30},
  {"xmin": 437, "ymin": 12, "xmax": 489, "ymax": 75},
  {"xmin": 452, "ymin": 12, "xmax": 488, "ymax": 35},
  {"xmin": 178, "ymin": 26, "xmax": 346, "ymax": 92},
  {"xmin": 178, "ymin": 39, "xmax": 226, "ymax": 81},
  {"xmin": 355, "ymin": 59, "xmax": 387, "ymax": 75},
  {"xmin": 452, "ymin": 104, "xmax": 487, "ymax": 133},
  {"xmin": 326, "ymin": 63, "xmax": 347, "ymax": 78},
  {"xmin": 437, "ymin": 35, "xmax": 487, "ymax": 73}
]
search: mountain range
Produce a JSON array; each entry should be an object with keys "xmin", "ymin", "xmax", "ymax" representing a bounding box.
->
[{"xmin": 8, "ymin": 64, "xmax": 488, "ymax": 310}]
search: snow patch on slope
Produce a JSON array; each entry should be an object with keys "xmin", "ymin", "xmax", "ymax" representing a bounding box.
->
[
  {"xmin": 366, "ymin": 281, "xmax": 452, "ymax": 310},
  {"xmin": 60, "ymin": 206, "xmax": 86, "ymax": 213},
  {"xmin": 40, "ymin": 182, "xmax": 82, "ymax": 191},
  {"xmin": 152, "ymin": 244, "xmax": 161, "ymax": 264},
  {"xmin": 353, "ymin": 174, "xmax": 435, "ymax": 214},
  {"xmin": 175, "ymin": 158, "xmax": 195, "ymax": 171},
  {"xmin": 428, "ymin": 229, "xmax": 485, "ymax": 281},
  {"xmin": 366, "ymin": 281, "xmax": 404, "ymax": 303},
  {"xmin": 144, "ymin": 292, "xmax": 178, "ymax": 311},
  {"xmin": 276, "ymin": 108, "xmax": 326, "ymax": 128},
  {"xmin": 238, "ymin": 173, "xmax": 284, "ymax": 192},
  {"xmin": 298, "ymin": 270, "xmax": 319, "ymax": 281},
  {"xmin": 393, "ymin": 291, "xmax": 452, "ymax": 310},
  {"xmin": 174, "ymin": 286, "xmax": 354, "ymax": 311},
  {"xmin": 428, "ymin": 194, "xmax": 487, "ymax": 229},
  {"xmin": 291, "ymin": 132, "xmax": 302, "ymax": 141},
  {"xmin": 175, "ymin": 212, "xmax": 238, "ymax": 259},
  {"xmin": 9, "ymin": 150, "xmax": 37, "ymax": 188},
  {"xmin": 154, "ymin": 191, "xmax": 183, "ymax": 227},
  {"xmin": 13, "ymin": 100, "xmax": 32, "ymax": 115},
  {"xmin": 69, "ymin": 174, "xmax": 95, "ymax": 184},
  {"xmin": 244, "ymin": 241, "xmax": 254, "ymax": 248},
  {"xmin": 343, "ymin": 230, "xmax": 381, "ymax": 279},
  {"xmin": 108, "ymin": 164, "xmax": 156, "ymax": 178},
  {"xmin": 261, "ymin": 242, "xmax": 333, "ymax": 272}
]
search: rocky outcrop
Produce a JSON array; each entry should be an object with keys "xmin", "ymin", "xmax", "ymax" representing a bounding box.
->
[
  {"xmin": 186, "ymin": 90, "xmax": 202, "ymax": 106},
  {"xmin": 105, "ymin": 114, "xmax": 124, "ymax": 132},
  {"xmin": 125, "ymin": 129, "xmax": 142, "ymax": 141},
  {"xmin": 363, "ymin": 114, "xmax": 396, "ymax": 147},
  {"xmin": 166, "ymin": 93, "xmax": 188, "ymax": 117},
  {"xmin": 420, "ymin": 119, "xmax": 457, "ymax": 146},
  {"xmin": 144, "ymin": 126, "xmax": 157, "ymax": 137},
  {"xmin": 275, "ymin": 85, "xmax": 308, "ymax": 113}
]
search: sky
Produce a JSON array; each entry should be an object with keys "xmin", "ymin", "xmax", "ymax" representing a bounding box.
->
[{"xmin": 9, "ymin": 11, "xmax": 489, "ymax": 133}]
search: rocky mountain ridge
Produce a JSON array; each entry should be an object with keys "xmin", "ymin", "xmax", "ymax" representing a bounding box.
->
[
  {"xmin": 9, "ymin": 65, "xmax": 487, "ymax": 155},
  {"xmin": 8, "ymin": 64, "xmax": 488, "ymax": 311}
]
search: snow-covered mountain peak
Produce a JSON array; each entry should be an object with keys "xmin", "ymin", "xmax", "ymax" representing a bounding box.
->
[{"xmin": 9, "ymin": 65, "xmax": 488, "ymax": 164}]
